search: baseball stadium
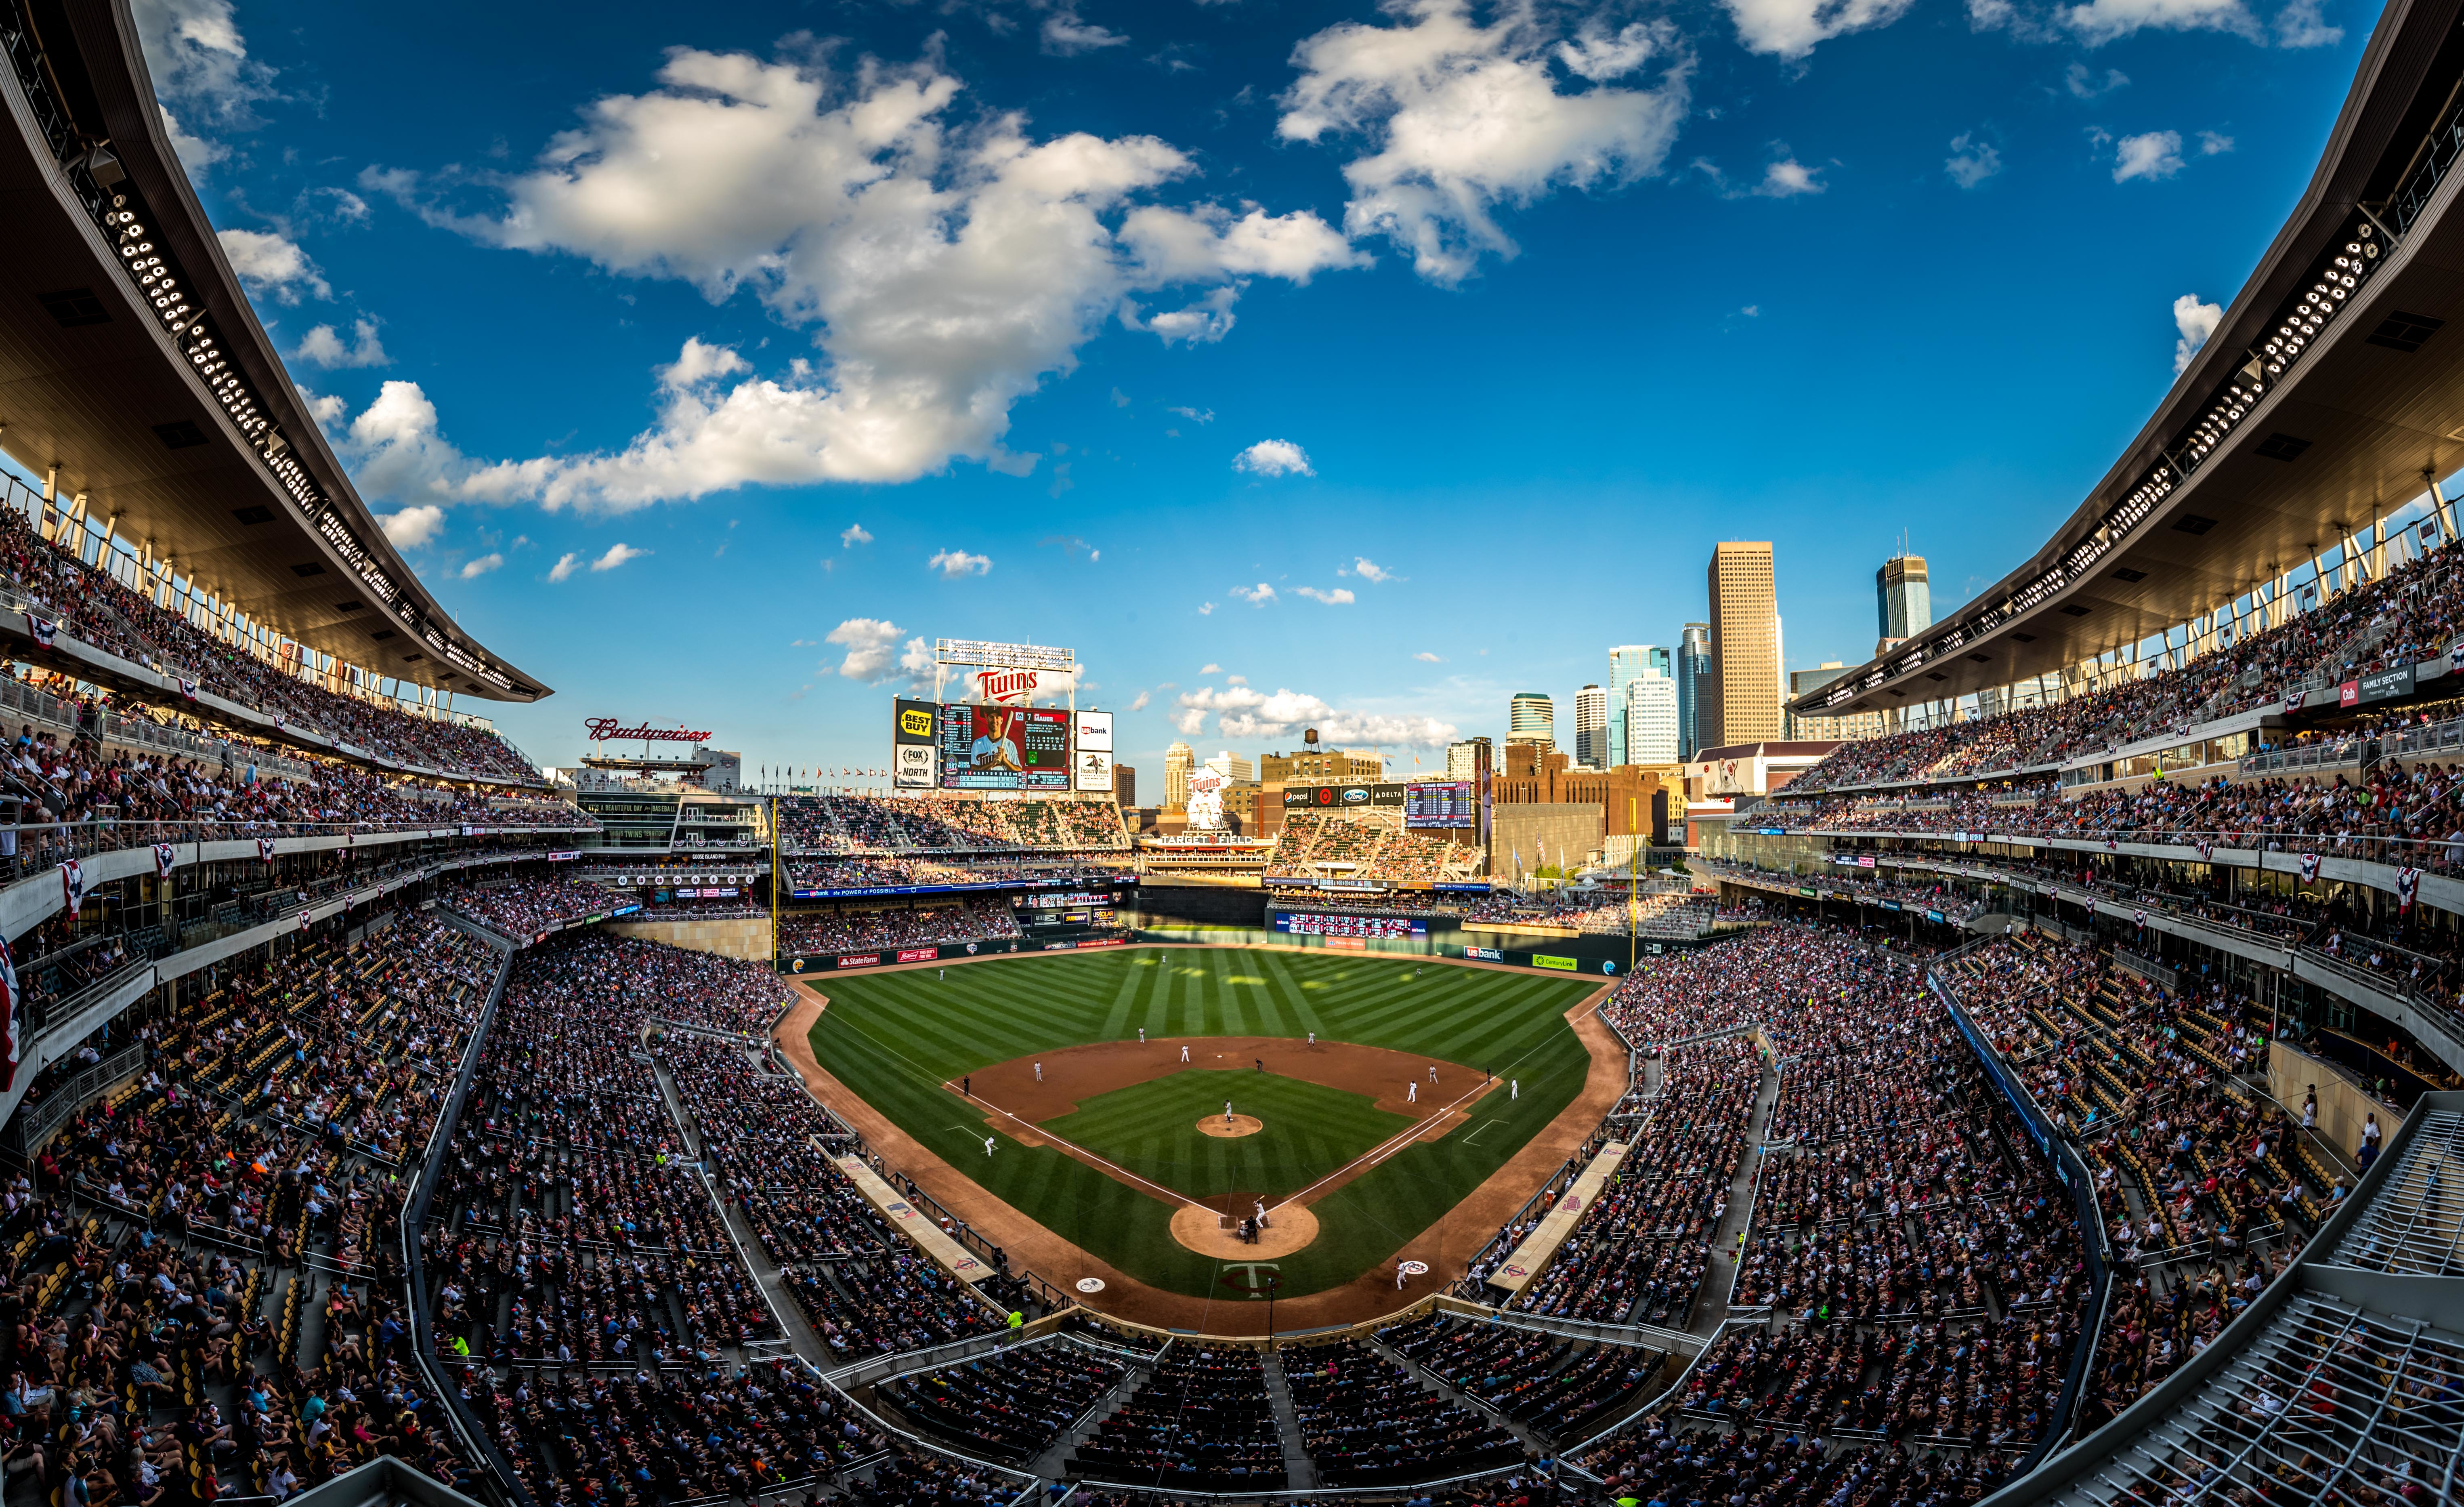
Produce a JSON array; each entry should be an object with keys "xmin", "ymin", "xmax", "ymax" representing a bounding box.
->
[{"xmin": 6, "ymin": 1, "xmax": 2464, "ymax": 1506}]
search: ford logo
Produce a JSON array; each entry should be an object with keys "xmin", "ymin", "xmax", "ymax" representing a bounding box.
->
[{"xmin": 1343, "ymin": 788, "xmax": 1368, "ymax": 803}]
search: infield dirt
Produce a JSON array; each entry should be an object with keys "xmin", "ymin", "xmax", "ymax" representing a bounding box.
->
[{"xmin": 771, "ymin": 943, "xmax": 1627, "ymax": 1335}]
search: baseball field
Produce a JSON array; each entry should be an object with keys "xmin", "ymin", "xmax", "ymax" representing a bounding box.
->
[{"xmin": 802, "ymin": 946, "xmax": 1606, "ymax": 1305}]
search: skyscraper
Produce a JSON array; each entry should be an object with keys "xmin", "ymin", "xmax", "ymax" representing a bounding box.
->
[
  {"xmin": 1508, "ymin": 692, "xmax": 1555, "ymax": 751},
  {"xmin": 1203, "ymin": 751, "xmax": 1254, "ymax": 783},
  {"xmin": 1677, "ymin": 624, "xmax": 1711, "ymax": 760},
  {"xmin": 1877, "ymin": 553, "xmax": 1931, "ymax": 656},
  {"xmin": 1164, "ymin": 742, "xmax": 1194, "ymax": 809},
  {"xmin": 1707, "ymin": 542, "xmax": 1781, "ymax": 748},
  {"xmin": 1624, "ymin": 672, "xmax": 1679, "ymax": 764},
  {"xmin": 1445, "ymin": 737, "xmax": 1492, "ymax": 780},
  {"xmin": 1606, "ymin": 645, "xmax": 1671, "ymax": 767},
  {"xmin": 1573, "ymin": 685, "xmax": 1609, "ymax": 769}
]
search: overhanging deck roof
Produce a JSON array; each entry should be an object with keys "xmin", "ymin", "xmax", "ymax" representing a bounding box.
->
[
  {"xmin": 0, "ymin": 0, "xmax": 547, "ymax": 703},
  {"xmin": 1796, "ymin": 0, "xmax": 2464, "ymax": 721}
]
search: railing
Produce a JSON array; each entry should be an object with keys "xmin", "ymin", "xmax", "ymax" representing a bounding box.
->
[
  {"xmin": 2236, "ymin": 738, "xmax": 2370, "ymax": 777},
  {"xmin": 29, "ymin": 956, "xmax": 152, "ymax": 1035},
  {"xmin": 2377, "ymin": 710, "xmax": 2464, "ymax": 761},
  {"xmin": 5, "ymin": 1043, "xmax": 144, "ymax": 1151}
]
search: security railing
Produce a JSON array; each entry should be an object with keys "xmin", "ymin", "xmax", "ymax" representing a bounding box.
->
[
  {"xmin": 2236, "ymin": 738, "xmax": 2370, "ymax": 777},
  {"xmin": 4, "ymin": 1043, "xmax": 143, "ymax": 1152}
]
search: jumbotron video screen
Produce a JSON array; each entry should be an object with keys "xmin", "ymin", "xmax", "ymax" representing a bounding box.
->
[{"xmin": 938, "ymin": 704, "xmax": 1071, "ymax": 790}]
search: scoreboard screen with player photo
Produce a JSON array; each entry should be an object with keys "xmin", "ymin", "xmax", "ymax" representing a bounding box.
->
[{"xmin": 938, "ymin": 704, "xmax": 1071, "ymax": 790}]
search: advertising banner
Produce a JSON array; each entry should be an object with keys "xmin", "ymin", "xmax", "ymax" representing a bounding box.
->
[
  {"xmin": 1273, "ymin": 912, "xmax": 1427, "ymax": 938},
  {"xmin": 2359, "ymin": 664, "xmax": 2416, "ymax": 703},
  {"xmin": 1283, "ymin": 783, "xmax": 1409, "ymax": 809},
  {"xmin": 1073, "ymin": 709, "xmax": 1114, "ymax": 793},
  {"xmin": 893, "ymin": 698, "xmax": 939, "ymax": 788}
]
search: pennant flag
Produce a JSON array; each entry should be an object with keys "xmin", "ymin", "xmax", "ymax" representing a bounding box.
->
[
  {"xmin": 2133, "ymin": 908, "xmax": 2146, "ymax": 928},
  {"xmin": 257, "ymin": 837, "xmax": 277, "ymax": 864},
  {"xmin": 298, "ymin": 911, "xmax": 313, "ymax": 933},
  {"xmin": 29, "ymin": 618, "xmax": 55, "ymax": 648},
  {"xmin": 153, "ymin": 843, "xmax": 176, "ymax": 879},
  {"xmin": 2196, "ymin": 839, "xmax": 2213, "ymax": 862},
  {"xmin": 0, "ymin": 934, "xmax": 15, "ymax": 1093},
  {"xmin": 177, "ymin": 676, "xmax": 197, "ymax": 700},
  {"xmin": 2399, "ymin": 866, "xmax": 2420, "ymax": 912},
  {"xmin": 2298, "ymin": 852, "xmax": 2320, "ymax": 883},
  {"xmin": 59, "ymin": 859, "xmax": 84, "ymax": 913}
]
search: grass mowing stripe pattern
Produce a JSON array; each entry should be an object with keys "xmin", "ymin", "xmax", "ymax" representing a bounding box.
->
[{"xmin": 808, "ymin": 950, "xmax": 1599, "ymax": 1299}]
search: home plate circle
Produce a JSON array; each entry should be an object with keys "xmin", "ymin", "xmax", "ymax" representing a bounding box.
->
[
  {"xmin": 1198, "ymin": 1114, "xmax": 1264, "ymax": 1139},
  {"xmin": 1398, "ymin": 1261, "xmax": 1429, "ymax": 1276},
  {"xmin": 1075, "ymin": 1278, "xmax": 1106, "ymax": 1294}
]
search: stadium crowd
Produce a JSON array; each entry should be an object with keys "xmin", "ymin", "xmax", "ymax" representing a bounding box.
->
[
  {"xmin": 0, "ymin": 502, "xmax": 539, "ymax": 782},
  {"xmin": 436, "ymin": 876, "xmax": 621, "ymax": 942},
  {"xmin": 778, "ymin": 795, "xmax": 1129, "ymax": 854},
  {"xmin": 776, "ymin": 901, "xmax": 1023, "ymax": 956}
]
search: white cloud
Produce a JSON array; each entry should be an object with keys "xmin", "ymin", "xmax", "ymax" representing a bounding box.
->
[
  {"xmin": 160, "ymin": 105, "xmax": 225, "ymax": 174},
  {"xmin": 547, "ymin": 553, "xmax": 583, "ymax": 582},
  {"xmin": 1201, "ymin": 664, "xmax": 1223, "ymax": 674},
  {"xmin": 1945, "ymin": 133, "xmax": 2002, "ymax": 189},
  {"xmin": 2198, "ymin": 130, "xmax": 2235, "ymax": 155},
  {"xmin": 2275, "ymin": 0, "xmax": 2341, "ymax": 46},
  {"xmin": 841, "ymin": 523, "xmax": 873, "ymax": 548},
  {"xmin": 1173, "ymin": 707, "xmax": 1208, "ymax": 735},
  {"xmin": 378, "ymin": 504, "xmax": 443, "ymax": 548},
  {"xmin": 1752, "ymin": 158, "xmax": 1824, "ymax": 197},
  {"xmin": 1131, "ymin": 286, "xmax": 1242, "ymax": 345},
  {"xmin": 1234, "ymin": 439, "xmax": 1314, "ymax": 477},
  {"xmin": 1120, "ymin": 205, "xmax": 1365, "ymax": 285},
  {"xmin": 132, "ymin": 0, "xmax": 274, "ymax": 170},
  {"xmin": 590, "ymin": 542, "xmax": 649, "ymax": 572},
  {"xmin": 361, "ymin": 46, "xmax": 1360, "ymax": 510},
  {"xmin": 826, "ymin": 618, "xmax": 908, "ymax": 681},
  {"xmin": 217, "ymin": 229, "xmax": 328, "ymax": 303},
  {"xmin": 1174, "ymin": 685, "xmax": 1459, "ymax": 746},
  {"xmin": 2065, "ymin": 62, "xmax": 2129, "ymax": 97},
  {"xmin": 1128, "ymin": 690, "xmax": 1152, "ymax": 711},
  {"xmin": 1170, "ymin": 406, "xmax": 1215, "ymax": 423},
  {"xmin": 1723, "ymin": 0, "xmax": 1917, "ymax": 59},
  {"xmin": 289, "ymin": 317, "xmax": 389, "ymax": 368},
  {"xmin": 1226, "ymin": 675, "xmax": 1248, "ymax": 685},
  {"xmin": 460, "ymin": 553, "xmax": 503, "ymax": 579},
  {"xmin": 2112, "ymin": 130, "xmax": 2184, "ymax": 183},
  {"xmin": 1349, "ymin": 557, "xmax": 1399, "ymax": 582},
  {"xmin": 1279, "ymin": 2, "xmax": 1691, "ymax": 284},
  {"xmin": 1295, "ymin": 586, "xmax": 1356, "ymax": 603},
  {"xmin": 2060, "ymin": 0, "xmax": 2257, "ymax": 44},
  {"xmin": 1413, "ymin": 650, "xmax": 1444, "ymax": 662},
  {"xmin": 929, "ymin": 548, "xmax": 994, "ymax": 577},
  {"xmin": 2172, "ymin": 293, "xmax": 2223, "ymax": 374},
  {"xmin": 1197, "ymin": 602, "xmax": 1215, "ymax": 615},
  {"xmin": 1044, "ymin": 9, "xmax": 1130, "ymax": 55},
  {"xmin": 294, "ymin": 383, "xmax": 346, "ymax": 429},
  {"xmin": 1228, "ymin": 583, "xmax": 1277, "ymax": 605}
]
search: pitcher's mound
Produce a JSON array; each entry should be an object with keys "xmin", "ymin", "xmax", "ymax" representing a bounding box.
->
[
  {"xmin": 1171, "ymin": 1200, "xmax": 1319, "ymax": 1258},
  {"xmin": 1198, "ymin": 1114, "xmax": 1264, "ymax": 1138}
]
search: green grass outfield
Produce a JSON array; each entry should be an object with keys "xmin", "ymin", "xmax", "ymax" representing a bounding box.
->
[
  {"xmin": 806, "ymin": 948, "xmax": 1600, "ymax": 1301},
  {"xmin": 1043, "ymin": 1072, "xmax": 1413, "ymax": 1201}
]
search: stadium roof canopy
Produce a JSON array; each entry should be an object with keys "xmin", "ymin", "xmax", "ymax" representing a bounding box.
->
[
  {"xmin": 1980, "ymin": 1089, "xmax": 2464, "ymax": 1505},
  {"xmin": 0, "ymin": 0, "xmax": 547, "ymax": 703},
  {"xmin": 1794, "ymin": 0, "xmax": 2464, "ymax": 721}
]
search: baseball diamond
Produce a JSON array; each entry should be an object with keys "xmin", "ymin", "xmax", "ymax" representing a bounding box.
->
[{"xmin": 779, "ymin": 944, "xmax": 1621, "ymax": 1326}]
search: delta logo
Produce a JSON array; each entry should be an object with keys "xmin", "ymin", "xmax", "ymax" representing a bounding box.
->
[{"xmin": 898, "ymin": 708, "xmax": 934, "ymax": 738}]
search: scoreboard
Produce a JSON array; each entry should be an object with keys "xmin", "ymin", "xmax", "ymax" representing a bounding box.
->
[
  {"xmin": 1404, "ymin": 780, "xmax": 1476, "ymax": 828},
  {"xmin": 938, "ymin": 705, "xmax": 1070, "ymax": 790}
]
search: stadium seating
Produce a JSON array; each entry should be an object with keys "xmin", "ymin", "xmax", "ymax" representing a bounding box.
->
[
  {"xmin": 777, "ymin": 795, "xmax": 1130, "ymax": 854},
  {"xmin": 775, "ymin": 900, "xmax": 1024, "ymax": 954},
  {"xmin": 0, "ymin": 505, "xmax": 541, "ymax": 784},
  {"xmin": 1064, "ymin": 1346, "xmax": 1287, "ymax": 1490}
]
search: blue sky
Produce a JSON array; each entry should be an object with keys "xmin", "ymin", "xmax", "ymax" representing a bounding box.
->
[{"xmin": 130, "ymin": 0, "xmax": 2375, "ymax": 776}]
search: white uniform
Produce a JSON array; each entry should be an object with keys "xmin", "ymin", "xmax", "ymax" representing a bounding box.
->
[
  {"xmin": 984, "ymin": 1137, "xmax": 995, "ymax": 1156},
  {"xmin": 1407, "ymin": 1082, "xmax": 1418, "ymax": 1103}
]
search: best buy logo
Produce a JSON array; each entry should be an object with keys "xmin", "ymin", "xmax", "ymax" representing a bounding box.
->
[{"xmin": 900, "ymin": 708, "xmax": 934, "ymax": 737}]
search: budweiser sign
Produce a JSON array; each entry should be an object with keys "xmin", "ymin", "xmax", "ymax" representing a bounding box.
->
[
  {"xmin": 585, "ymin": 718, "xmax": 713, "ymax": 743},
  {"xmin": 970, "ymin": 668, "xmax": 1039, "ymax": 704}
]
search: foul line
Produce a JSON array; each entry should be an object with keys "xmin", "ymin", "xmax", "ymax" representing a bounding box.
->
[
  {"xmin": 944, "ymin": 1080, "xmax": 1208, "ymax": 1211},
  {"xmin": 1266, "ymin": 1076, "xmax": 1496, "ymax": 1213}
]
